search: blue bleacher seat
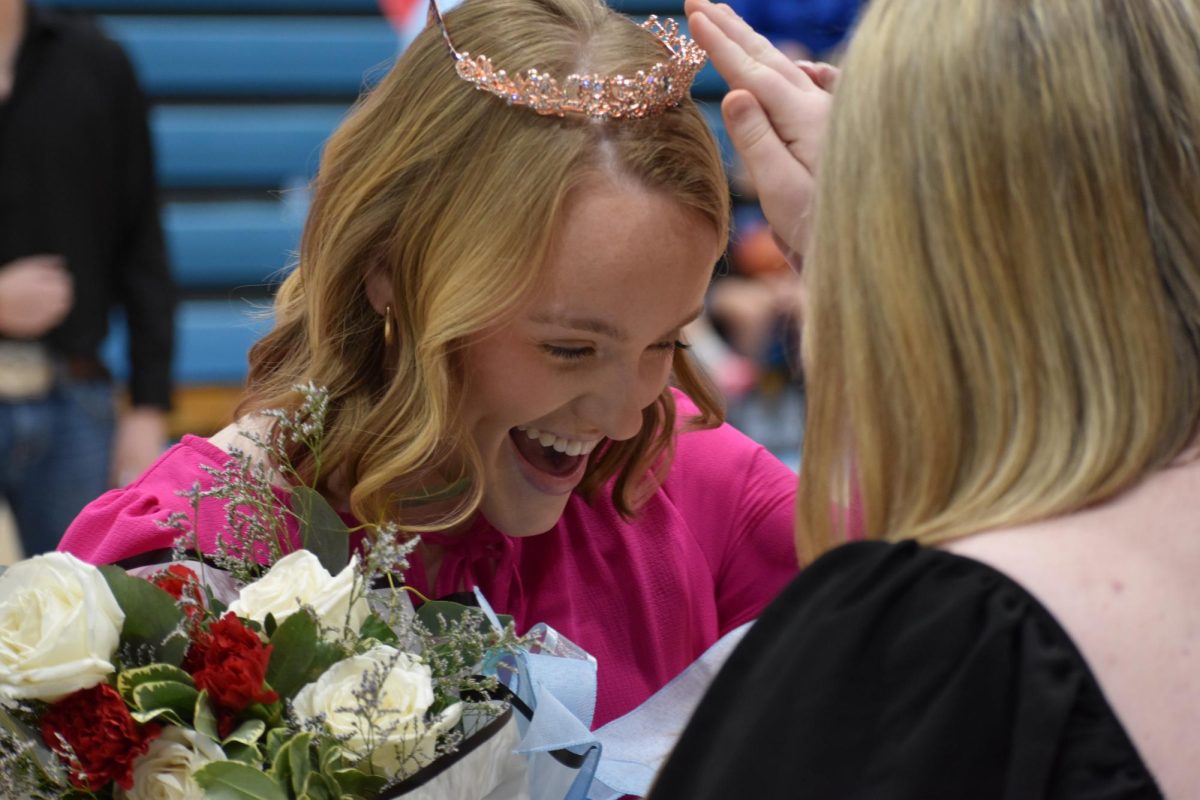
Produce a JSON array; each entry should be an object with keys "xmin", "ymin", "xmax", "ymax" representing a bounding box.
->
[
  {"xmin": 103, "ymin": 300, "xmax": 276, "ymax": 385},
  {"xmin": 164, "ymin": 201, "xmax": 304, "ymax": 287},
  {"xmin": 153, "ymin": 105, "xmax": 345, "ymax": 189},
  {"xmin": 100, "ymin": 17, "xmax": 397, "ymax": 97}
]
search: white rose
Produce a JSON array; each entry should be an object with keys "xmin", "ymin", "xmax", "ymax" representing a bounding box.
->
[
  {"xmin": 228, "ymin": 550, "xmax": 368, "ymax": 633},
  {"xmin": 0, "ymin": 552, "xmax": 125, "ymax": 702},
  {"xmin": 292, "ymin": 645, "xmax": 462, "ymax": 777},
  {"xmin": 118, "ymin": 726, "xmax": 226, "ymax": 800}
]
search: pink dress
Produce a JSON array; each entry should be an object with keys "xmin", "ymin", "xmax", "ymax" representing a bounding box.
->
[{"xmin": 60, "ymin": 396, "xmax": 799, "ymax": 727}]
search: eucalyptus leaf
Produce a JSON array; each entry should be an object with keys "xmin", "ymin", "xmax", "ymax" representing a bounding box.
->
[
  {"xmin": 267, "ymin": 610, "xmax": 345, "ymax": 700},
  {"xmin": 266, "ymin": 609, "xmax": 318, "ymax": 699},
  {"xmin": 292, "ymin": 486, "xmax": 350, "ymax": 574},
  {"xmin": 99, "ymin": 565, "xmax": 188, "ymax": 665},
  {"xmin": 358, "ymin": 612, "xmax": 400, "ymax": 647},
  {"xmin": 193, "ymin": 761, "xmax": 289, "ymax": 800},
  {"xmin": 416, "ymin": 599, "xmax": 506, "ymax": 638}
]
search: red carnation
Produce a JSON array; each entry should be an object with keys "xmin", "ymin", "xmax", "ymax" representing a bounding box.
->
[
  {"xmin": 190, "ymin": 613, "xmax": 278, "ymax": 718},
  {"xmin": 40, "ymin": 683, "xmax": 160, "ymax": 791},
  {"xmin": 150, "ymin": 563, "xmax": 206, "ymax": 624}
]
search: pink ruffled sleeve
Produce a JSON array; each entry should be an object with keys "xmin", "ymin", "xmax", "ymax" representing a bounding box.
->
[{"xmin": 59, "ymin": 436, "xmax": 243, "ymax": 565}]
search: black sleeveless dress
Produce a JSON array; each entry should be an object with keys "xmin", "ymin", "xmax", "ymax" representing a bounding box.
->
[{"xmin": 650, "ymin": 541, "xmax": 1163, "ymax": 799}]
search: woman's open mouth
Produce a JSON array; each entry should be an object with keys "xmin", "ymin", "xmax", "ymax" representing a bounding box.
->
[{"xmin": 507, "ymin": 426, "xmax": 600, "ymax": 492}]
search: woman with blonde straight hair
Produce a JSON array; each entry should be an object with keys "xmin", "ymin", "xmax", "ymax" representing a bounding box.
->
[
  {"xmin": 654, "ymin": 0, "xmax": 1199, "ymax": 796},
  {"xmin": 60, "ymin": 0, "xmax": 803, "ymax": 727}
]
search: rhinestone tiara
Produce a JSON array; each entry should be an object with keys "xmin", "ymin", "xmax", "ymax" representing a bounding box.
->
[{"xmin": 427, "ymin": 1, "xmax": 707, "ymax": 120}]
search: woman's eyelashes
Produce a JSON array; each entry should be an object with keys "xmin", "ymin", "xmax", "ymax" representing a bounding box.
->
[
  {"xmin": 541, "ymin": 340, "xmax": 688, "ymax": 362},
  {"xmin": 542, "ymin": 344, "xmax": 594, "ymax": 361}
]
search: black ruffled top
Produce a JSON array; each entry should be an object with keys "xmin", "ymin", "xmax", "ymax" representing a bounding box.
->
[{"xmin": 651, "ymin": 541, "xmax": 1163, "ymax": 799}]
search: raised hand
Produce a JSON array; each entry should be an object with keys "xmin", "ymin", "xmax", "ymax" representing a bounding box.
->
[{"xmin": 685, "ymin": 0, "xmax": 837, "ymax": 261}]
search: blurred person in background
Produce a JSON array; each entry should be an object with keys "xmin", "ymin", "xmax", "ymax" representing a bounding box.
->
[{"xmin": 0, "ymin": 0, "xmax": 174, "ymax": 555}]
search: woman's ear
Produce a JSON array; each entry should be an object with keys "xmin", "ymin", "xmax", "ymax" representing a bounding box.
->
[{"xmin": 365, "ymin": 263, "xmax": 392, "ymax": 315}]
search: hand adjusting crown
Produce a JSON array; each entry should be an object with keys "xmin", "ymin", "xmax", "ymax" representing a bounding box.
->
[{"xmin": 429, "ymin": 3, "xmax": 707, "ymax": 120}]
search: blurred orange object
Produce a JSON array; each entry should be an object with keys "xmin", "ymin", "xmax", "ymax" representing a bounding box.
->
[{"xmin": 732, "ymin": 224, "xmax": 789, "ymax": 277}]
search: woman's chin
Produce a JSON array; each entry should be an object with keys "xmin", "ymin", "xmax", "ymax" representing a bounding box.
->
[{"xmin": 478, "ymin": 495, "xmax": 567, "ymax": 538}]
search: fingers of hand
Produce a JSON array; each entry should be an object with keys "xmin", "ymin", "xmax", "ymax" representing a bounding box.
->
[
  {"xmin": 688, "ymin": 8, "xmax": 813, "ymax": 93},
  {"xmin": 796, "ymin": 61, "xmax": 840, "ymax": 93},
  {"xmin": 723, "ymin": 91, "xmax": 817, "ymax": 258},
  {"xmin": 690, "ymin": 11, "xmax": 830, "ymax": 165}
]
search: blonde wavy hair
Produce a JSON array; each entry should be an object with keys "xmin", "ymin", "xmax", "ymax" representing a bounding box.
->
[
  {"xmin": 240, "ymin": 0, "xmax": 729, "ymax": 531},
  {"xmin": 799, "ymin": 0, "xmax": 1200, "ymax": 562}
]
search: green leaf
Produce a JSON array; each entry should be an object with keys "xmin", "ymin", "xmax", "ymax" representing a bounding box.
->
[
  {"xmin": 332, "ymin": 768, "xmax": 387, "ymax": 798},
  {"xmin": 287, "ymin": 731, "xmax": 314, "ymax": 796},
  {"xmin": 131, "ymin": 706, "xmax": 186, "ymax": 727},
  {"xmin": 292, "ymin": 486, "xmax": 351, "ymax": 574},
  {"xmin": 358, "ymin": 613, "xmax": 400, "ymax": 647},
  {"xmin": 205, "ymin": 584, "xmax": 229, "ymax": 618},
  {"xmin": 317, "ymin": 736, "xmax": 346, "ymax": 772},
  {"xmin": 223, "ymin": 741, "xmax": 264, "ymax": 766},
  {"xmin": 264, "ymin": 612, "xmax": 278, "ymax": 638},
  {"xmin": 301, "ymin": 771, "xmax": 341, "ymax": 800},
  {"xmin": 132, "ymin": 680, "xmax": 200, "ymax": 723},
  {"xmin": 100, "ymin": 565, "xmax": 188, "ymax": 665},
  {"xmin": 265, "ymin": 727, "xmax": 291, "ymax": 763},
  {"xmin": 195, "ymin": 691, "xmax": 219, "ymax": 741},
  {"xmin": 117, "ymin": 663, "xmax": 195, "ymax": 704},
  {"xmin": 267, "ymin": 610, "xmax": 344, "ymax": 700},
  {"xmin": 193, "ymin": 761, "xmax": 289, "ymax": 800},
  {"xmin": 223, "ymin": 718, "xmax": 267, "ymax": 747},
  {"xmin": 415, "ymin": 599, "xmax": 470, "ymax": 637},
  {"xmin": 270, "ymin": 734, "xmax": 292, "ymax": 783}
]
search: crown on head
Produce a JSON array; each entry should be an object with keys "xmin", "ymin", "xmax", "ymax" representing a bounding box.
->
[{"xmin": 428, "ymin": 2, "xmax": 707, "ymax": 120}]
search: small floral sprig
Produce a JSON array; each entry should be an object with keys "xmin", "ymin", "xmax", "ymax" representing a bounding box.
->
[{"xmin": 0, "ymin": 384, "xmax": 524, "ymax": 799}]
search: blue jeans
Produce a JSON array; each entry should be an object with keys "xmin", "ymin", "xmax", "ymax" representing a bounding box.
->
[{"xmin": 0, "ymin": 379, "xmax": 115, "ymax": 555}]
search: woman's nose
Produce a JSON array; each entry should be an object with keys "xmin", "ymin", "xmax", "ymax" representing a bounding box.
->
[{"xmin": 578, "ymin": 358, "xmax": 668, "ymax": 441}]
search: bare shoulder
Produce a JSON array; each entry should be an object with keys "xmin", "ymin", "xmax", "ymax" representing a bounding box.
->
[
  {"xmin": 942, "ymin": 463, "xmax": 1200, "ymax": 796},
  {"xmin": 207, "ymin": 417, "xmax": 272, "ymax": 458}
]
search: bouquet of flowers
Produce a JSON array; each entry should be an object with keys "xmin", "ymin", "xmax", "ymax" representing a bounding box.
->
[{"xmin": 0, "ymin": 385, "xmax": 536, "ymax": 800}]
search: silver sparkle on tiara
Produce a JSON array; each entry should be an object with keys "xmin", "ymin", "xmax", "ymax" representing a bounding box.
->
[{"xmin": 427, "ymin": 1, "xmax": 707, "ymax": 120}]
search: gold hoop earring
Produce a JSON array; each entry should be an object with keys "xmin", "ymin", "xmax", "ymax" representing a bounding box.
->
[{"xmin": 383, "ymin": 304, "xmax": 395, "ymax": 348}]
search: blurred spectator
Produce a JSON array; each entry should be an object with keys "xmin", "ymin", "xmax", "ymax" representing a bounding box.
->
[
  {"xmin": 0, "ymin": 0, "xmax": 174, "ymax": 555},
  {"xmin": 705, "ymin": 11, "xmax": 856, "ymax": 464}
]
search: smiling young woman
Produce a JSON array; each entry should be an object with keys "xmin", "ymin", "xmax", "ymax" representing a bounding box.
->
[{"xmin": 59, "ymin": 0, "xmax": 803, "ymax": 728}]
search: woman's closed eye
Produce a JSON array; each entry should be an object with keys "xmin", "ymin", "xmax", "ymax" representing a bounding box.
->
[
  {"xmin": 543, "ymin": 340, "xmax": 690, "ymax": 362},
  {"xmin": 542, "ymin": 343, "xmax": 595, "ymax": 361}
]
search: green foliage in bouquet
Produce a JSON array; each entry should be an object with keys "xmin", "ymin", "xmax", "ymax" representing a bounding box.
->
[{"xmin": 0, "ymin": 384, "xmax": 525, "ymax": 800}]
